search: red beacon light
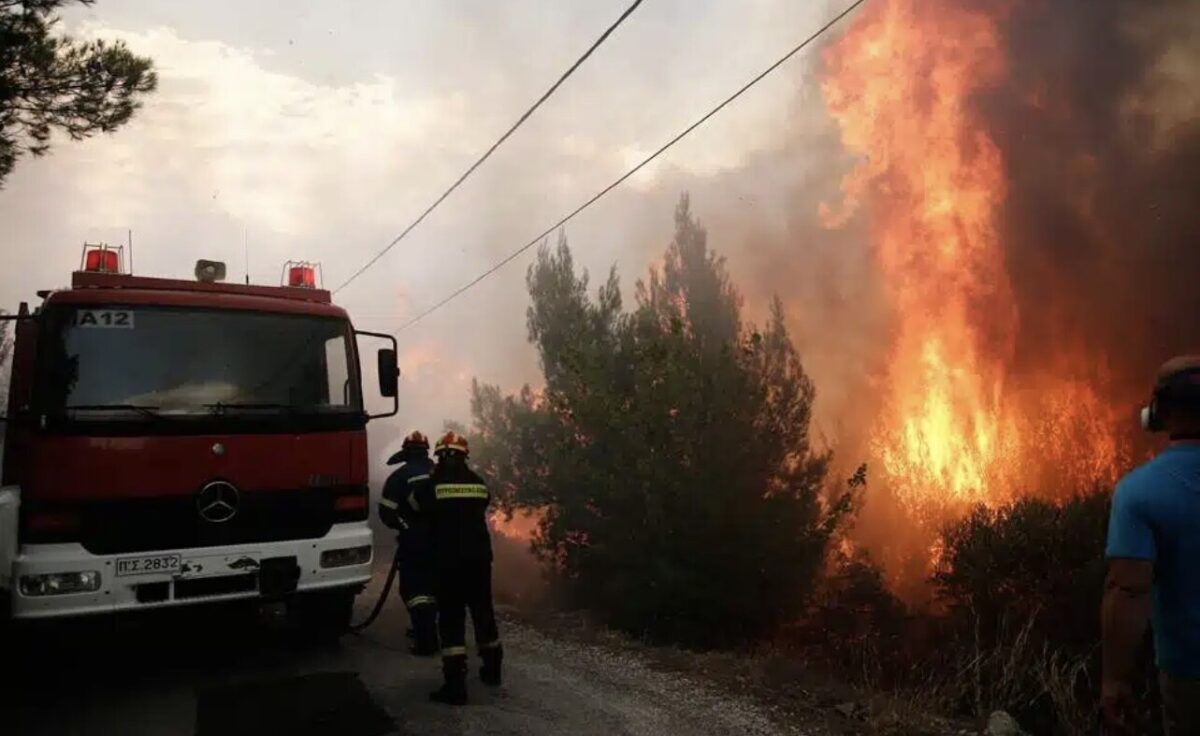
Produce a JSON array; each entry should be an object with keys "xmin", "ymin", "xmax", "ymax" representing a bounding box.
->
[
  {"xmin": 85, "ymin": 250, "xmax": 118, "ymax": 272},
  {"xmin": 79, "ymin": 243, "xmax": 124, "ymax": 274},
  {"xmin": 282, "ymin": 260, "xmax": 322, "ymax": 289},
  {"xmin": 289, "ymin": 266, "xmax": 315, "ymax": 288}
]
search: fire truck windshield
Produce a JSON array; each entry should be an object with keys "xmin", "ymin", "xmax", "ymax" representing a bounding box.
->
[{"xmin": 39, "ymin": 305, "xmax": 361, "ymax": 422}]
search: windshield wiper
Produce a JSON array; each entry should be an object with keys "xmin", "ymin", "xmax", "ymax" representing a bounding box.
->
[
  {"xmin": 66, "ymin": 404, "xmax": 163, "ymax": 419},
  {"xmin": 205, "ymin": 402, "xmax": 297, "ymax": 414}
]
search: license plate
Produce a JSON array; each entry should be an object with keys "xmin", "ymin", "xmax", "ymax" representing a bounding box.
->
[{"xmin": 115, "ymin": 554, "xmax": 182, "ymax": 577}]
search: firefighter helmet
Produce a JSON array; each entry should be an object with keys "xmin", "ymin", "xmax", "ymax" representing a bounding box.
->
[
  {"xmin": 387, "ymin": 431, "xmax": 430, "ymax": 465},
  {"xmin": 435, "ymin": 431, "xmax": 470, "ymax": 456},
  {"xmin": 402, "ymin": 430, "xmax": 430, "ymax": 450}
]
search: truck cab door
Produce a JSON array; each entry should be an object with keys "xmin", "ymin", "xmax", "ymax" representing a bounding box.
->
[{"xmin": 3, "ymin": 304, "xmax": 37, "ymax": 487}]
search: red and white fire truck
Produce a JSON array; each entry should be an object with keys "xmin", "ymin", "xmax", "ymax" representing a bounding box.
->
[{"xmin": 0, "ymin": 246, "xmax": 397, "ymax": 631}]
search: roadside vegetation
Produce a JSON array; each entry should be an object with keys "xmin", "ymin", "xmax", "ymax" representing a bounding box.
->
[
  {"xmin": 788, "ymin": 493, "xmax": 1148, "ymax": 735},
  {"xmin": 470, "ymin": 195, "xmax": 1141, "ymax": 735},
  {"xmin": 473, "ymin": 195, "xmax": 853, "ymax": 648}
]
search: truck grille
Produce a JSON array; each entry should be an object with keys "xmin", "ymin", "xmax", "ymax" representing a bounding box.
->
[
  {"xmin": 174, "ymin": 573, "xmax": 258, "ymax": 600},
  {"xmin": 49, "ymin": 486, "xmax": 362, "ymax": 555}
]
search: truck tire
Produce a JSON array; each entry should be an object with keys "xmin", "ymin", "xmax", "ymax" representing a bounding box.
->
[{"xmin": 290, "ymin": 588, "xmax": 356, "ymax": 639}]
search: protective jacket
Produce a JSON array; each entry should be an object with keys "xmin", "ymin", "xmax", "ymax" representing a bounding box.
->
[
  {"xmin": 379, "ymin": 451, "xmax": 434, "ymax": 532},
  {"xmin": 409, "ymin": 460, "xmax": 493, "ymax": 567},
  {"xmin": 380, "ymin": 448, "xmax": 439, "ymax": 655},
  {"xmin": 412, "ymin": 453, "xmax": 502, "ymax": 702}
]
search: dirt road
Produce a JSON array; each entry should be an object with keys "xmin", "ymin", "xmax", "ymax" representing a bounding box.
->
[{"xmin": 0, "ymin": 557, "xmax": 805, "ymax": 736}]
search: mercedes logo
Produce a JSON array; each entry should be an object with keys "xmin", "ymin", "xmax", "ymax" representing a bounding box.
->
[{"xmin": 197, "ymin": 480, "xmax": 240, "ymax": 523}]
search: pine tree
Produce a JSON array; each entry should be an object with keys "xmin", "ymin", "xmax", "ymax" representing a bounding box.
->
[
  {"xmin": 1, "ymin": 0, "xmax": 156, "ymax": 185},
  {"xmin": 472, "ymin": 195, "xmax": 847, "ymax": 646}
]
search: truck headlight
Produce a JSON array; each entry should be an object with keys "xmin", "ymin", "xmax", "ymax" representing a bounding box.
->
[
  {"xmin": 320, "ymin": 546, "xmax": 372, "ymax": 568},
  {"xmin": 19, "ymin": 571, "xmax": 101, "ymax": 596}
]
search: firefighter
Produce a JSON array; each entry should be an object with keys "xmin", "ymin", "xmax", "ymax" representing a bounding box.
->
[
  {"xmin": 407, "ymin": 431, "xmax": 502, "ymax": 705},
  {"xmin": 378, "ymin": 430, "xmax": 439, "ymax": 656}
]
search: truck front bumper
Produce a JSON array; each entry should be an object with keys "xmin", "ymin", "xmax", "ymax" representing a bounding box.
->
[{"xmin": 10, "ymin": 522, "xmax": 373, "ymax": 619}]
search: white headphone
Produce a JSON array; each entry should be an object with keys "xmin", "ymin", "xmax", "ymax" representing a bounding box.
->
[{"xmin": 1143, "ymin": 368, "xmax": 1200, "ymax": 433}]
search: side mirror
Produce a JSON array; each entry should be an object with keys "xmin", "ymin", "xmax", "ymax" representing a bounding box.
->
[
  {"xmin": 377, "ymin": 348, "xmax": 399, "ymax": 398},
  {"xmin": 356, "ymin": 330, "xmax": 399, "ymax": 420}
]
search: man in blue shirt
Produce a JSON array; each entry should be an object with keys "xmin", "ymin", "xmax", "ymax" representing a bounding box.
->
[{"xmin": 1104, "ymin": 356, "xmax": 1200, "ymax": 735}]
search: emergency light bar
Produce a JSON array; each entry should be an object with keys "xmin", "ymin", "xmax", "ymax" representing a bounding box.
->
[
  {"xmin": 79, "ymin": 243, "xmax": 125, "ymax": 274},
  {"xmin": 282, "ymin": 260, "xmax": 322, "ymax": 289}
]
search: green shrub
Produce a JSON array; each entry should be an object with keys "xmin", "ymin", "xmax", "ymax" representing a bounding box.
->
[
  {"xmin": 929, "ymin": 491, "xmax": 1162, "ymax": 735},
  {"xmin": 933, "ymin": 492, "xmax": 1110, "ymax": 652},
  {"xmin": 471, "ymin": 196, "xmax": 849, "ymax": 648}
]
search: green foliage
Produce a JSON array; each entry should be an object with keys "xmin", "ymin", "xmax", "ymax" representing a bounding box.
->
[
  {"xmin": 788, "ymin": 548, "xmax": 915, "ymax": 689},
  {"xmin": 0, "ymin": 0, "xmax": 156, "ymax": 184},
  {"xmin": 471, "ymin": 195, "xmax": 849, "ymax": 647},
  {"xmin": 932, "ymin": 492, "xmax": 1110, "ymax": 651},
  {"xmin": 784, "ymin": 493, "xmax": 1118, "ymax": 734},
  {"xmin": 928, "ymin": 491, "xmax": 1143, "ymax": 734}
]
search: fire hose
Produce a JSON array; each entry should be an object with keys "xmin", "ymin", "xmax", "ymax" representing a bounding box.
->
[{"xmin": 348, "ymin": 543, "xmax": 403, "ymax": 632}]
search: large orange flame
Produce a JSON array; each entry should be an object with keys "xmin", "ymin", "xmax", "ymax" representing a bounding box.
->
[{"xmin": 822, "ymin": 0, "xmax": 1125, "ymax": 516}]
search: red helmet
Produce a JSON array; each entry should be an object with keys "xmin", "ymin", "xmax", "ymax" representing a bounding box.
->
[
  {"xmin": 402, "ymin": 430, "xmax": 430, "ymax": 450},
  {"xmin": 435, "ymin": 431, "xmax": 469, "ymax": 456}
]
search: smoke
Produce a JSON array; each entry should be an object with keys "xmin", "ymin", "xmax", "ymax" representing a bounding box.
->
[
  {"xmin": 347, "ymin": 0, "xmax": 1200, "ymax": 594},
  {"xmin": 491, "ymin": 511, "xmax": 553, "ymax": 610},
  {"xmin": 597, "ymin": 0, "xmax": 1199, "ymax": 591},
  {"xmin": 979, "ymin": 0, "xmax": 1200, "ymax": 410},
  {"xmin": 359, "ymin": 0, "xmax": 1199, "ymax": 599},
  {"xmin": 5, "ymin": 0, "xmax": 1191, "ymax": 596},
  {"xmin": 809, "ymin": 0, "xmax": 1198, "ymax": 588}
]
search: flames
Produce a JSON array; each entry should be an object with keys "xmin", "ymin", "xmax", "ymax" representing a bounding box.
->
[
  {"xmin": 821, "ymin": 0, "xmax": 1126, "ymax": 515},
  {"xmin": 490, "ymin": 508, "xmax": 543, "ymax": 542}
]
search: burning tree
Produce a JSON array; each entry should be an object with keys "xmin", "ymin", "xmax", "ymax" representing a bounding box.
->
[
  {"xmin": 820, "ymin": 0, "xmax": 1130, "ymax": 519},
  {"xmin": 471, "ymin": 196, "xmax": 851, "ymax": 646},
  {"xmin": 797, "ymin": 2, "xmax": 1197, "ymax": 726},
  {"xmin": 803, "ymin": 0, "xmax": 1200, "ymax": 601}
]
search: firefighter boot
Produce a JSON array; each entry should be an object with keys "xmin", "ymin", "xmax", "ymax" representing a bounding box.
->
[
  {"xmin": 409, "ymin": 606, "xmax": 440, "ymax": 657},
  {"xmin": 429, "ymin": 655, "xmax": 468, "ymax": 706},
  {"xmin": 479, "ymin": 644, "xmax": 503, "ymax": 687}
]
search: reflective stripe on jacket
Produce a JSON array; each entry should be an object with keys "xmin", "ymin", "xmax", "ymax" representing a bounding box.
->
[{"xmin": 410, "ymin": 459, "xmax": 493, "ymax": 565}]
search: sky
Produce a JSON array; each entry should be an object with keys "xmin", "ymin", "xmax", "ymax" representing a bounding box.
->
[{"xmin": 0, "ymin": 0, "xmax": 855, "ymax": 465}]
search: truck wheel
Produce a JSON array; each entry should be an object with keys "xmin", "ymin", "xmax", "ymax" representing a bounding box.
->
[{"xmin": 290, "ymin": 588, "xmax": 356, "ymax": 639}]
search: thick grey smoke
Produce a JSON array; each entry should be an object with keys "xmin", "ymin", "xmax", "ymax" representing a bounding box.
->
[
  {"xmin": 979, "ymin": 0, "xmax": 1200, "ymax": 410},
  {"xmin": 614, "ymin": 0, "xmax": 1199, "ymax": 591}
]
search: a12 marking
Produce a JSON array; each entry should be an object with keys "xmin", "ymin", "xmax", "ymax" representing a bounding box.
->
[{"xmin": 76, "ymin": 309, "xmax": 134, "ymax": 329}]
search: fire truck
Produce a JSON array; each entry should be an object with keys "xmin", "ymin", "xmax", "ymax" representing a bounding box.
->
[{"xmin": 0, "ymin": 245, "xmax": 398, "ymax": 632}]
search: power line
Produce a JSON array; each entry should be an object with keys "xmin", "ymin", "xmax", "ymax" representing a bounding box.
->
[
  {"xmin": 396, "ymin": 0, "xmax": 868, "ymax": 333},
  {"xmin": 334, "ymin": 0, "xmax": 647, "ymax": 294}
]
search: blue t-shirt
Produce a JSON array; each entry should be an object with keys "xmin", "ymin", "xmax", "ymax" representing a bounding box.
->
[{"xmin": 1106, "ymin": 444, "xmax": 1200, "ymax": 678}]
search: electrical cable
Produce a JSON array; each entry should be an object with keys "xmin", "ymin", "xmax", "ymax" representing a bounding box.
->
[
  {"xmin": 394, "ymin": 0, "xmax": 868, "ymax": 332},
  {"xmin": 334, "ymin": 0, "xmax": 647, "ymax": 294}
]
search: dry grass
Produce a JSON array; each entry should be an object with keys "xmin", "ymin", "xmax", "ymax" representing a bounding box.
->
[
  {"xmin": 955, "ymin": 609, "xmax": 1045, "ymax": 719},
  {"xmin": 498, "ymin": 548, "xmax": 1104, "ymax": 735},
  {"xmin": 885, "ymin": 608, "xmax": 1101, "ymax": 736},
  {"xmin": 1035, "ymin": 648, "xmax": 1096, "ymax": 736}
]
